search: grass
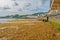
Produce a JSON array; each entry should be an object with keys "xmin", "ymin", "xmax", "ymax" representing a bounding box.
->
[{"xmin": 49, "ymin": 20, "xmax": 60, "ymax": 29}]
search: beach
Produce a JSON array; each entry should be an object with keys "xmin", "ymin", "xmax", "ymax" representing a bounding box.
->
[{"xmin": 0, "ymin": 20, "xmax": 60, "ymax": 40}]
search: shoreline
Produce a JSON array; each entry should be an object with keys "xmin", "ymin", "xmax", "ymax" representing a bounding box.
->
[{"xmin": 0, "ymin": 19, "xmax": 39, "ymax": 23}]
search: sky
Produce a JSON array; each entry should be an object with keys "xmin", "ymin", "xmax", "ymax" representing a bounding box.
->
[{"xmin": 0, "ymin": 0, "xmax": 50, "ymax": 16}]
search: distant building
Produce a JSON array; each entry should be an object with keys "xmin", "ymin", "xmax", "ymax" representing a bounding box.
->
[{"xmin": 26, "ymin": 15, "xmax": 38, "ymax": 18}]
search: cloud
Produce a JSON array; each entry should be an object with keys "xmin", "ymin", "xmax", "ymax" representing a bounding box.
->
[
  {"xmin": 42, "ymin": 0, "xmax": 48, "ymax": 4},
  {"xmin": 0, "ymin": 0, "xmax": 14, "ymax": 7},
  {"xmin": 11, "ymin": 0, "xmax": 16, "ymax": 1},
  {"xmin": 0, "ymin": 0, "xmax": 50, "ymax": 16},
  {"xmin": 14, "ymin": 2, "xmax": 19, "ymax": 6},
  {"xmin": 2, "ymin": 6, "xmax": 11, "ymax": 10}
]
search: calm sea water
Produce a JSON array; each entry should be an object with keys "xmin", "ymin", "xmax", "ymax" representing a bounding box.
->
[
  {"xmin": 0, "ymin": 18, "xmax": 38, "ymax": 23},
  {"xmin": 0, "ymin": 18, "xmax": 17, "ymax": 23}
]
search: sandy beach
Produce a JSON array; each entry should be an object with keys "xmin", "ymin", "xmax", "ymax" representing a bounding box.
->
[{"xmin": 0, "ymin": 20, "xmax": 60, "ymax": 40}]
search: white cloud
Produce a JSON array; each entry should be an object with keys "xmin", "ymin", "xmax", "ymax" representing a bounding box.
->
[
  {"xmin": 0, "ymin": 0, "xmax": 14, "ymax": 7},
  {"xmin": 0, "ymin": 0, "xmax": 50, "ymax": 16}
]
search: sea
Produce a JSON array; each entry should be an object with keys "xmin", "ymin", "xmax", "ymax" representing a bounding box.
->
[{"xmin": 0, "ymin": 18, "xmax": 17, "ymax": 23}]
